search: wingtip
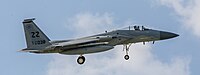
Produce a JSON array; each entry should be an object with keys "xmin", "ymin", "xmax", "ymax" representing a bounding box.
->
[{"xmin": 17, "ymin": 49, "xmax": 26, "ymax": 52}]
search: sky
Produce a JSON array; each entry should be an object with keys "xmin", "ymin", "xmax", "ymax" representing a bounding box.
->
[{"xmin": 0, "ymin": 0, "xmax": 200, "ymax": 75}]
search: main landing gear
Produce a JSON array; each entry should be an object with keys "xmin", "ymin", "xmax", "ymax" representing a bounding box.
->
[
  {"xmin": 123, "ymin": 43, "xmax": 132, "ymax": 60},
  {"xmin": 77, "ymin": 55, "xmax": 85, "ymax": 65}
]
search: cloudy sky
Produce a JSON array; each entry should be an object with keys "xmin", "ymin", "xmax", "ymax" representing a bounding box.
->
[{"xmin": 0, "ymin": 0, "xmax": 199, "ymax": 75}]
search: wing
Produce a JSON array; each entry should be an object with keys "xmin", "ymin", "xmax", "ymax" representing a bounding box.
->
[
  {"xmin": 52, "ymin": 35, "xmax": 117, "ymax": 46},
  {"xmin": 54, "ymin": 38, "xmax": 99, "ymax": 46},
  {"xmin": 51, "ymin": 34, "xmax": 132, "ymax": 50},
  {"xmin": 51, "ymin": 36, "xmax": 110, "ymax": 50}
]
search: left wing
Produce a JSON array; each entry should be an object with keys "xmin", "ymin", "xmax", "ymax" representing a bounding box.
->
[{"xmin": 51, "ymin": 36, "xmax": 112, "ymax": 50}]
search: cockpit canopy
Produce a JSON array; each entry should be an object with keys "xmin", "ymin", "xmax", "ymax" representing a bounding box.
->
[{"xmin": 120, "ymin": 25, "xmax": 151, "ymax": 31}]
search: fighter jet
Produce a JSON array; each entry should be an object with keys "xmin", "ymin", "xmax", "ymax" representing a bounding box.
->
[{"xmin": 20, "ymin": 18, "xmax": 179, "ymax": 65}]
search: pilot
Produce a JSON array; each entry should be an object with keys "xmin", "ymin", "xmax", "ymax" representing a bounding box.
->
[
  {"xmin": 142, "ymin": 26, "xmax": 144, "ymax": 31},
  {"xmin": 134, "ymin": 26, "xmax": 140, "ymax": 30}
]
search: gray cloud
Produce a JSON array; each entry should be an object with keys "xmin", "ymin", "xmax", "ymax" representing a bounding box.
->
[{"xmin": 46, "ymin": 12, "xmax": 190, "ymax": 75}]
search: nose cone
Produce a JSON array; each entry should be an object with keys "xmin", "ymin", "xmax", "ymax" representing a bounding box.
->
[{"xmin": 160, "ymin": 31, "xmax": 179, "ymax": 40}]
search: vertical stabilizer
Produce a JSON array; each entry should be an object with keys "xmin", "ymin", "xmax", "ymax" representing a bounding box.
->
[{"xmin": 23, "ymin": 18, "xmax": 51, "ymax": 50}]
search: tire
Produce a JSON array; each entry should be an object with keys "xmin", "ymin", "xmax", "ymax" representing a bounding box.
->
[
  {"xmin": 77, "ymin": 56, "xmax": 85, "ymax": 64},
  {"xmin": 124, "ymin": 55, "xmax": 129, "ymax": 60}
]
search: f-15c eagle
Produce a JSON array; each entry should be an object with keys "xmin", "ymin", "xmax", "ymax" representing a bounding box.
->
[{"xmin": 20, "ymin": 18, "xmax": 179, "ymax": 65}]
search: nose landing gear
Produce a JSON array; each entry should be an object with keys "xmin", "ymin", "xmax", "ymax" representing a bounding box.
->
[{"xmin": 123, "ymin": 43, "xmax": 132, "ymax": 60}]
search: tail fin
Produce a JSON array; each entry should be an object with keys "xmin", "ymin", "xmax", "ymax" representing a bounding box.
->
[{"xmin": 23, "ymin": 18, "xmax": 51, "ymax": 50}]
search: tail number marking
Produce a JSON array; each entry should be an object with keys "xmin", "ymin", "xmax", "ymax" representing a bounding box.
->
[
  {"xmin": 31, "ymin": 31, "xmax": 40, "ymax": 38},
  {"xmin": 32, "ymin": 40, "xmax": 46, "ymax": 45}
]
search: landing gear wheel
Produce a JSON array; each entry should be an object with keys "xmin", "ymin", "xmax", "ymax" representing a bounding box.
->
[
  {"xmin": 77, "ymin": 56, "xmax": 85, "ymax": 65},
  {"xmin": 123, "ymin": 44, "xmax": 132, "ymax": 60},
  {"xmin": 124, "ymin": 55, "xmax": 129, "ymax": 60}
]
